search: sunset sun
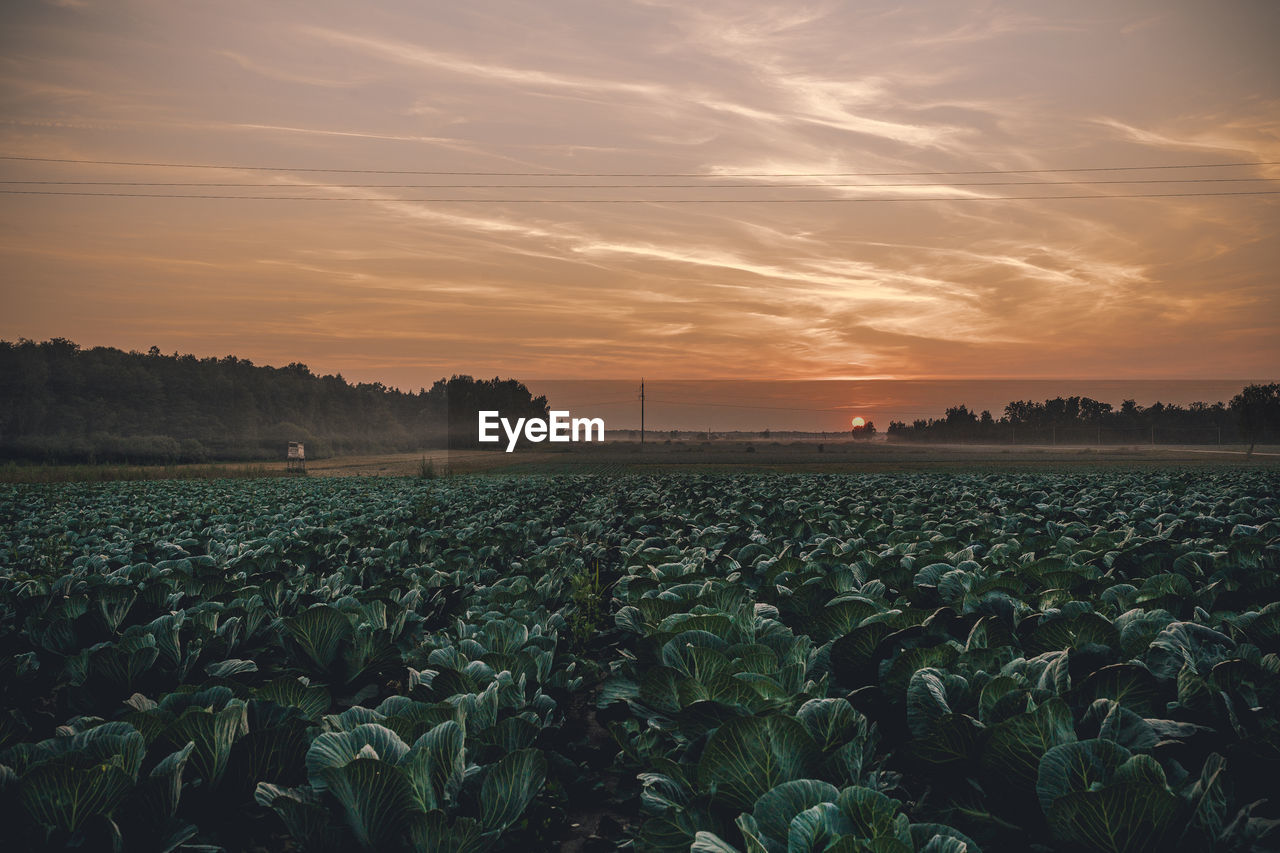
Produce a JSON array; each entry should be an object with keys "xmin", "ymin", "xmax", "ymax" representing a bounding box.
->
[{"xmin": 851, "ymin": 417, "xmax": 866, "ymax": 428}]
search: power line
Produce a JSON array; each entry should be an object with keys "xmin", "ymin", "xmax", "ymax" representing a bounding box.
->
[
  {"xmin": 3, "ymin": 189, "xmax": 1278, "ymax": 202},
  {"xmin": 534, "ymin": 393, "xmax": 964, "ymax": 416},
  {"xmin": 651, "ymin": 398, "xmax": 872, "ymax": 413},
  {"xmin": 2, "ymin": 177, "xmax": 1274, "ymax": 188},
  {"xmin": 2, "ymin": 154, "xmax": 1278, "ymax": 177},
  {"xmin": 590, "ymin": 397, "xmax": 1083, "ymax": 417}
]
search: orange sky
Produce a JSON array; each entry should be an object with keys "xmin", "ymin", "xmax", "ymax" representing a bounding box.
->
[{"xmin": 1, "ymin": 0, "xmax": 1277, "ymax": 387}]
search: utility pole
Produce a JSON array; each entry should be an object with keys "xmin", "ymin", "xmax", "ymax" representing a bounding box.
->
[{"xmin": 639, "ymin": 378, "xmax": 645, "ymax": 446}]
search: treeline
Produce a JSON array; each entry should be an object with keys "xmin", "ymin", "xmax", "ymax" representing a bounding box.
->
[
  {"xmin": 886, "ymin": 385, "xmax": 1280, "ymax": 445},
  {"xmin": 0, "ymin": 339, "xmax": 547, "ymax": 463}
]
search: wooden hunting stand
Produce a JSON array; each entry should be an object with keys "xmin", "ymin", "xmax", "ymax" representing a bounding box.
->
[{"xmin": 286, "ymin": 441, "xmax": 306, "ymax": 473}]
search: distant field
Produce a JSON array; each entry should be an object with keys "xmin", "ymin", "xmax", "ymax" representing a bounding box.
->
[
  {"xmin": 293, "ymin": 440, "xmax": 1280, "ymax": 476},
  {"xmin": 2, "ymin": 440, "xmax": 1277, "ymax": 482},
  {"xmin": 491, "ymin": 440, "xmax": 1280, "ymax": 474}
]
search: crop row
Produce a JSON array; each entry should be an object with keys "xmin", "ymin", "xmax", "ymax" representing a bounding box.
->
[{"xmin": 0, "ymin": 470, "xmax": 1277, "ymax": 851}]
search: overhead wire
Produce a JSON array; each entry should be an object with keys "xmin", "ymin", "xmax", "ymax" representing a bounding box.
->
[
  {"xmin": 3, "ymin": 189, "xmax": 1277, "ymax": 202},
  {"xmin": 4, "ymin": 154, "xmax": 1276, "ymax": 202},
  {"xmin": 2, "ymin": 154, "xmax": 1278, "ymax": 177},
  {"xmin": 537, "ymin": 394, "xmax": 959, "ymax": 416},
  {"xmin": 652, "ymin": 399, "xmax": 874, "ymax": 413},
  {"xmin": 1, "ymin": 177, "xmax": 1274, "ymax": 188}
]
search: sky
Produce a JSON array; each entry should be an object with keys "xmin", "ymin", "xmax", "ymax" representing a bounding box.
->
[{"xmin": 1, "ymin": 0, "xmax": 1278, "ymax": 392}]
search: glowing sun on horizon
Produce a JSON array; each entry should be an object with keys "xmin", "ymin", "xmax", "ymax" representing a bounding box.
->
[{"xmin": 851, "ymin": 416, "xmax": 866, "ymax": 428}]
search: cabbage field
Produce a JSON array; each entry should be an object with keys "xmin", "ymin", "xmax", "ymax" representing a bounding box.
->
[{"xmin": 1, "ymin": 471, "xmax": 1278, "ymax": 852}]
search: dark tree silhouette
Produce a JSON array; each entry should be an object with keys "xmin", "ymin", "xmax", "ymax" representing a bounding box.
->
[
  {"xmin": 887, "ymin": 390, "xmax": 1257, "ymax": 446},
  {"xmin": 1230, "ymin": 383, "xmax": 1280, "ymax": 457},
  {"xmin": 0, "ymin": 339, "xmax": 546, "ymax": 463},
  {"xmin": 851, "ymin": 420, "xmax": 876, "ymax": 439}
]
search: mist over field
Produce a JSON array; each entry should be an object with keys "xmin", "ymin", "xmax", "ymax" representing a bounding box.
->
[{"xmin": 530, "ymin": 378, "xmax": 1261, "ymax": 432}]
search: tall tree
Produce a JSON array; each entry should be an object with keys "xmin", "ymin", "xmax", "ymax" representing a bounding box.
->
[{"xmin": 1230, "ymin": 383, "xmax": 1280, "ymax": 457}]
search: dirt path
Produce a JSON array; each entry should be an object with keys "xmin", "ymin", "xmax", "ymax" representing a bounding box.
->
[
  {"xmin": 303, "ymin": 449, "xmax": 559, "ymax": 476},
  {"xmin": 306, "ymin": 442, "xmax": 1280, "ymax": 476},
  {"xmin": 7, "ymin": 441, "xmax": 1275, "ymax": 484}
]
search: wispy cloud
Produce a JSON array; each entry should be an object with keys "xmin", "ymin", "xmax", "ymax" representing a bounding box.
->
[
  {"xmin": 231, "ymin": 122, "xmax": 461, "ymax": 144},
  {"xmin": 217, "ymin": 51, "xmax": 362, "ymax": 89},
  {"xmin": 903, "ymin": 12, "xmax": 1079, "ymax": 47},
  {"xmin": 303, "ymin": 27, "xmax": 669, "ymax": 98},
  {"xmin": 1093, "ymin": 117, "xmax": 1273, "ymax": 157},
  {"xmin": 1, "ymin": 0, "xmax": 1276, "ymax": 381}
]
